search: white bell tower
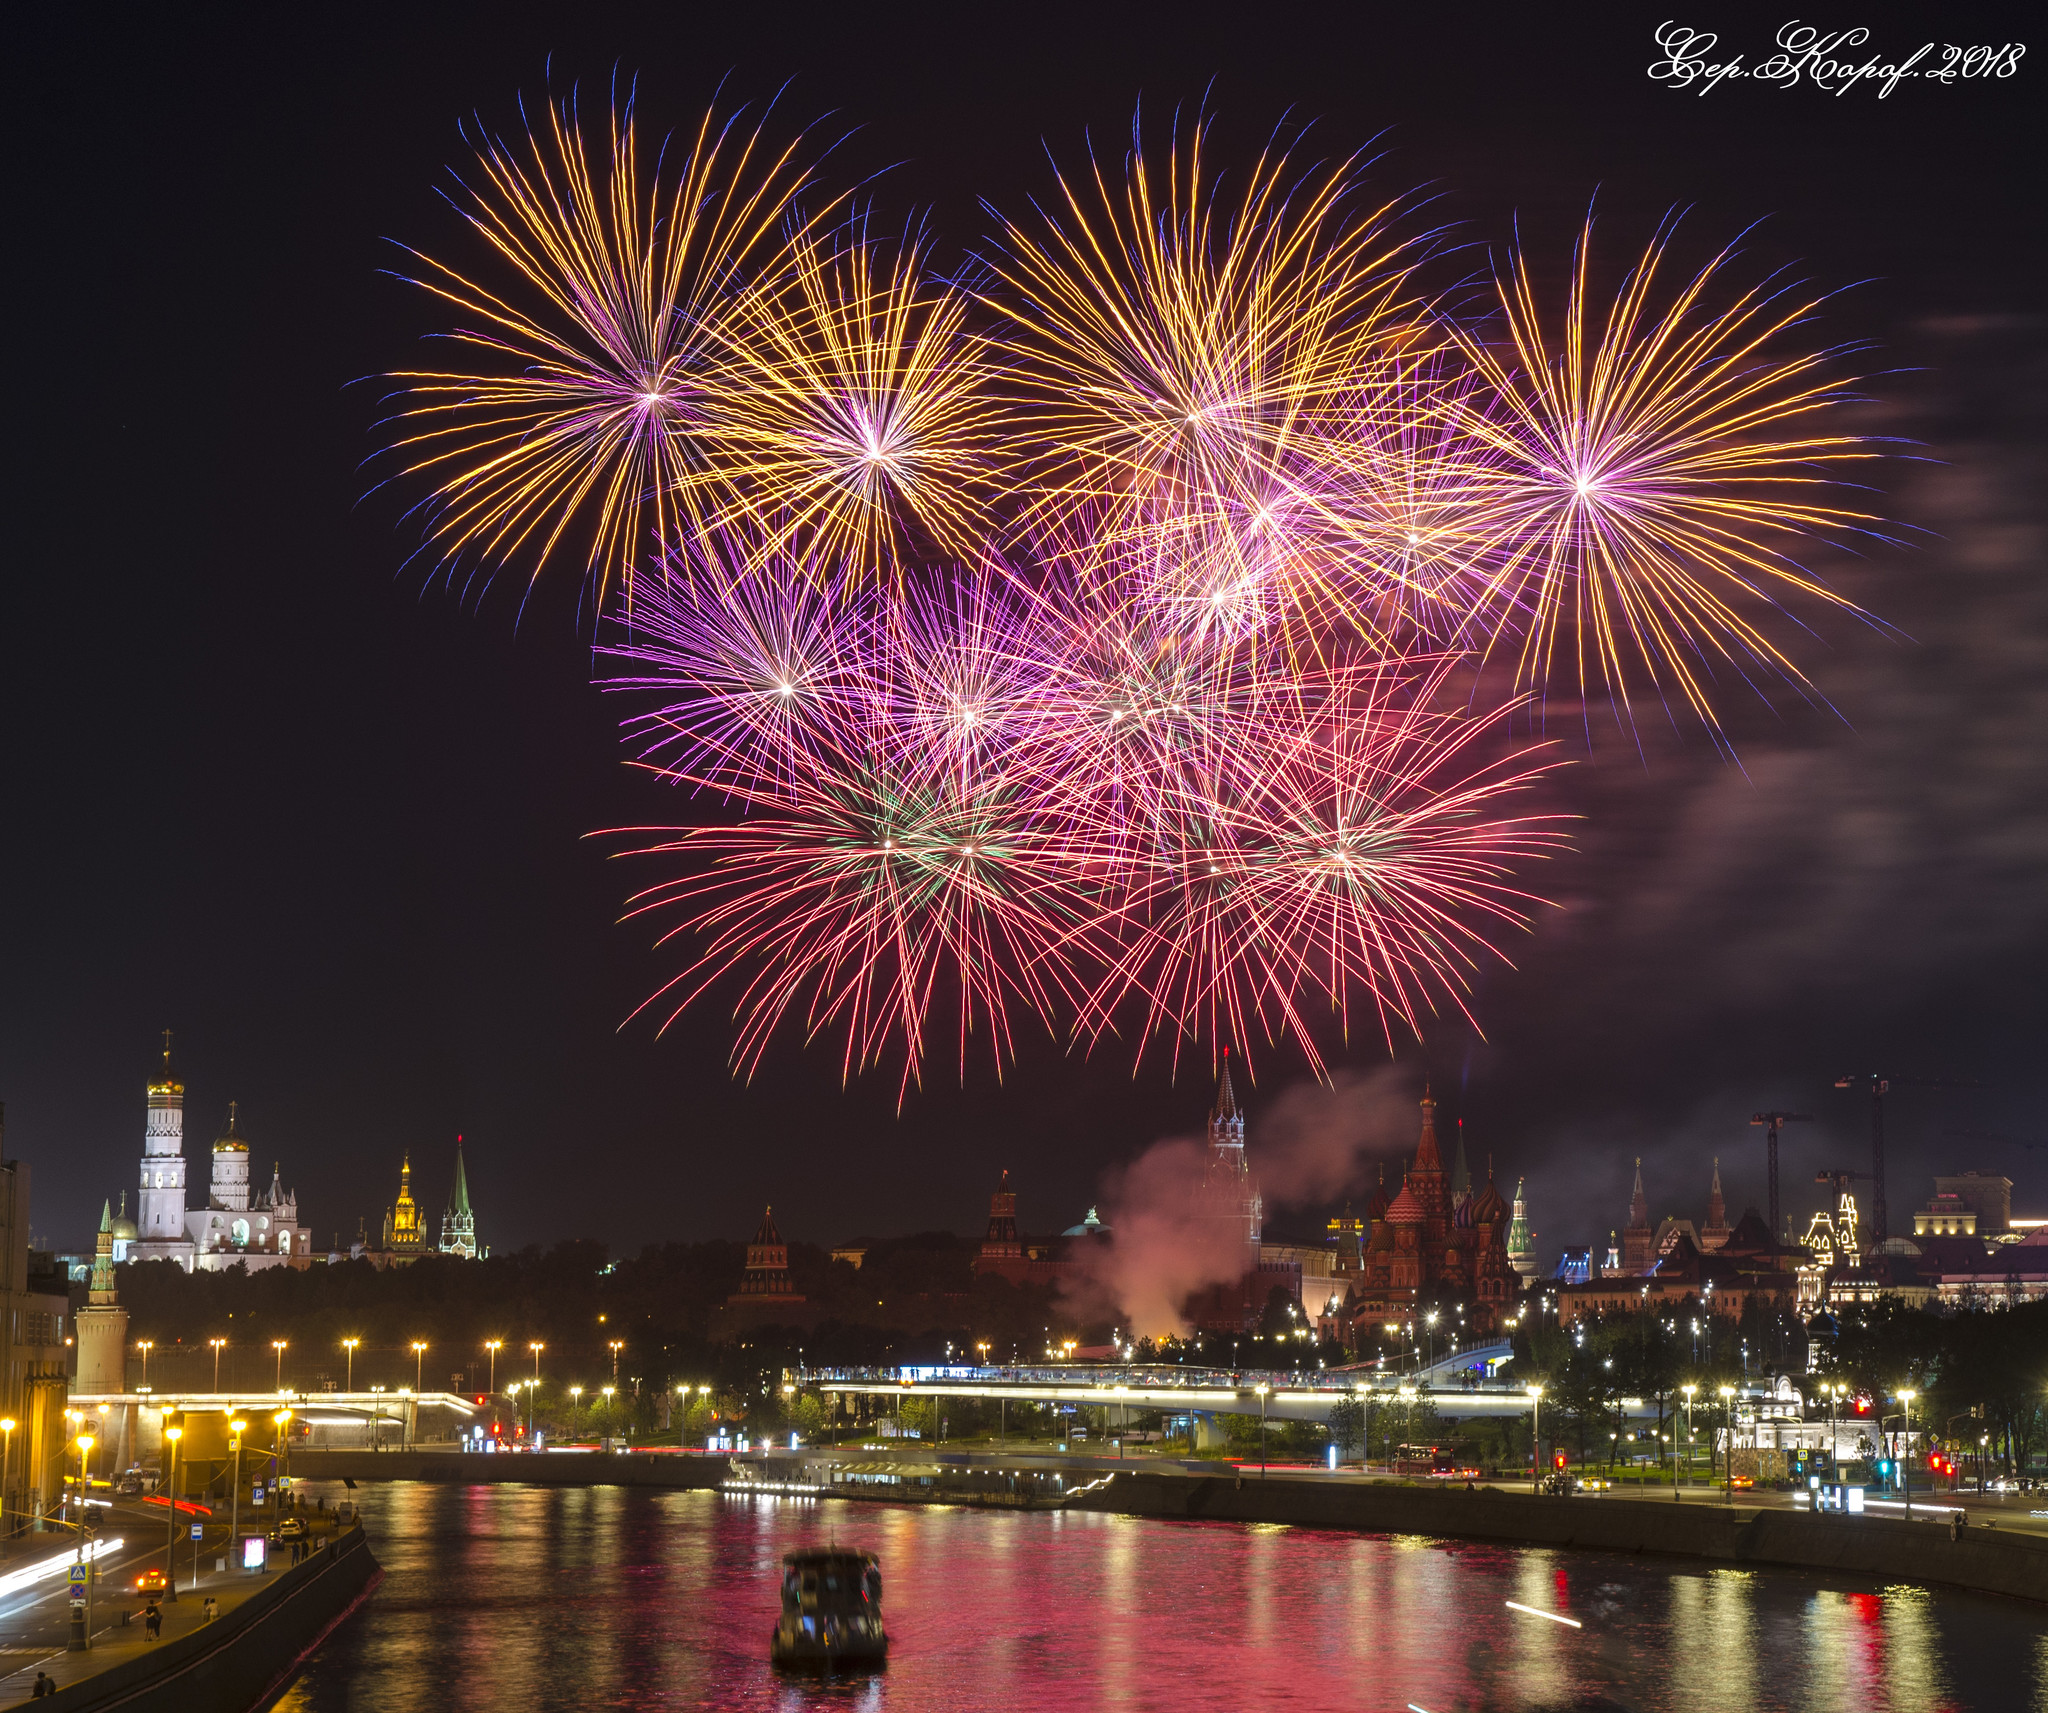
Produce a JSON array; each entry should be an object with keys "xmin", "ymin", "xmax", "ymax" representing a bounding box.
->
[{"xmin": 136, "ymin": 1031, "xmax": 190, "ymax": 1244}]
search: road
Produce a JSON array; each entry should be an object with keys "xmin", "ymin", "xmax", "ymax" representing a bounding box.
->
[{"xmin": 0, "ymin": 1499, "xmax": 241, "ymax": 1662}]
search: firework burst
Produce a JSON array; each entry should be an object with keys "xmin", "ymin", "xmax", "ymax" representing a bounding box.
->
[
  {"xmin": 1446, "ymin": 217, "xmax": 1883, "ymax": 736},
  {"xmin": 382, "ymin": 89, "xmax": 829, "ymax": 608},
  {"xmin": 389, "ymin": 92, "xmax": 1894, "ymax": 1092}
]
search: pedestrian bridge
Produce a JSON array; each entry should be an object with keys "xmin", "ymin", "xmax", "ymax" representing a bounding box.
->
[{"xmin": 815, "ymin": 1365, "xmax": 1662, "ymax": 1425}]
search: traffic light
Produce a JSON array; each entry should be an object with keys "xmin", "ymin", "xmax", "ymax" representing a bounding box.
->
[{"xmin": 1553, "ymin": 1452, "xmax": 1569, "ymax": 1471}]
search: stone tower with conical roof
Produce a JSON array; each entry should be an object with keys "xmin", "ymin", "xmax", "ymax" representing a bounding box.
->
[
  {"xmin": 1622, "ymin": 1157, "xmax": 1656, "ymax": 1272},
  {"xmin": 1194, "ymin": 1050, "xmax": 1261, "ymax": 1247},
  {"xmin": 74, "ymin": 1201, "xmax": 130, "ymax": 1393},
  {"xmin": 440, "ymin": 1136, "xmax": 480, "ymax": 1258},
  {"xmin": 1506, "ymin": 1175, "xmax": 1539, "ymax": 1281},
  {"xmin": 1701, "ymin": 1157, "xmax": 1731, "ymax": 1251},
  {"xmin": 1450, "ymin": 1119, "xmax": 1472, "ymax": 1210}
]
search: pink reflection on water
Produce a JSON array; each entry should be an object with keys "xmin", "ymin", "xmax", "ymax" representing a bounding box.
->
[{"xmin": 273, "ymin": 1483, "xmax": 2036, "ymax": 1713}]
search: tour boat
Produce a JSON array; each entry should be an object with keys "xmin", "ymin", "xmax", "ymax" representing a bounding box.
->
[{"xmin": 770, "ymin": 1548, "xmax": 888, "ymax": 1668}]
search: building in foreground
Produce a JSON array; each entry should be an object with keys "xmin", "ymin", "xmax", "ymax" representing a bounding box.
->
[{"xmin": 1, "ymin": 1128, "xmax": 82, "ymax": 1530}]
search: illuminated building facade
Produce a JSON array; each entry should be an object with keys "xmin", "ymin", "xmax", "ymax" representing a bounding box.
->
[
  {"xmin": 123, "ymin": 1038, "xmax": 308, "ymax": 1272},
  {"xmin": 1335, "ymin": 1090, "xmax": 1520, "ymax": 1334},
  {"xmin": 439, "ymin": 1137, "xmax": 481, "ymax": 1258},
  {"xmin": 378, "ymin": 1154, "xmax": 426, "ymax": 1263}
]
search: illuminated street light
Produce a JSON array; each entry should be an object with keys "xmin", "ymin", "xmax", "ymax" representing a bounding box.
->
[
  {"xmin": 1899, "ymin": 1389, "xmax": 1917, "ymax": 1517},
  {"xmin": 342, "ymin": 1337, "xmax": 361, "ymax": 1392},
  {"xmin": 484, "ymin": 1340, "xmax": 503, "ymax": 1396},
  {"xmin": 411, "ymin": 1341, "xmax": 429, "ymax": 1393},
  {"xmin": 209, "ymin": 1337, "xmax": 227, "ymax": 1392},
  {"xmin": 1718, "ymin": 1385, "xmax": 1736, "ymax": 1502},
  {"xmin": 136, "ymin": 1340, "xmax": 154, "ymax": 1390},
  {"xmin": 1528, "ymin": 1385, "xmax": 1545, "ymax": 1493},
  {"xmin": 271, "ymin": 1339, "xmax": 289, "ymax": 1391}
]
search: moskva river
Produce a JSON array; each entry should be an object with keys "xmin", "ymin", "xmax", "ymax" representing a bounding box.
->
[{"xmin": 276, "ymin": 1481, "xmax": 2046, "ymax": 1711}]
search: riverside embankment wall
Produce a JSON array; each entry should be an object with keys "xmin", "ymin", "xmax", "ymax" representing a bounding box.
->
[
  {"xmin": 1069, "ymin": 1472, "xmax": 2048, "ymax": 1605},
  {"xmin": 293, "ymin": 1449, "xmax": 726, "ymax": 1489},
  {"xmin": 45, "ymin": 1525, "xmax": 380, "ymax": 1713}
]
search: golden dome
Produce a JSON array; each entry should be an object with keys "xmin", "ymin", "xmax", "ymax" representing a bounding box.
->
[{"xmin": 214, "ymin": 1100, "xmax": 250, "ymax": 1153}]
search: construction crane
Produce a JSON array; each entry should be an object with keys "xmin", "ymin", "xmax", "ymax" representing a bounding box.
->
[
  {"xmin": 1833, "ymin": 1075, "xmax": 1974, "ymax": 1248},
  {"xmin": 1749, "ymin": 1111, "xmax": 1812, "ymax": 1258}
]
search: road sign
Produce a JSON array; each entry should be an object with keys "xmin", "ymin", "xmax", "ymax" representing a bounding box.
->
[
  {"xmin": 191, "ymin": 1523, "xmax": 205, "ymax": 1539},
  {"xmin": 68, "ymin": 1565, "xmax": 88, "ymax": 1586}
]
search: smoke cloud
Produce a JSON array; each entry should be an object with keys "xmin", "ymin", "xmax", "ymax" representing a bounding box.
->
[{"xmin": 1063, "ymin": 1066, "xmax": 1424, "ymax": 1336}]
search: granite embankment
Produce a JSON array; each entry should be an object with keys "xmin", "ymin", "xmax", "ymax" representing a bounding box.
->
[
  {"xmin": 1068, "ymin": 1471, "xmax": 2048, "ymax": 1604},
  {"xmin": 23, "ymin": 1524, "xmax": 380, "ymax": 1712},
  {"xmin": 293, "ymin": 1448, "xmax": 726, "ymax": 1489}
]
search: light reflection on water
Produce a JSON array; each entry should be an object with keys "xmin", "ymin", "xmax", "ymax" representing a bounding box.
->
[{"xmin": 273, "ymin": 1482, "xmax": 2047, "ymax": 1712}]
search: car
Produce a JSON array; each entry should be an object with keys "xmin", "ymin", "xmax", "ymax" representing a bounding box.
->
[
  {"xmin": 270, "ymin": 1516, "xmax": 310, "ymax": 1544},
  {"xmin": 132, "ymin": 1568, "xmax": 169, "ymax": 1596},
  {"xmin": 1729, "ymin": 1475, "xmax": 1755, "ymax": 1490},
  {"xmin": 1576, "ymin": 1477, "xmax": 1611, "ymax": 1493},
  {"xmin": 114, "ymin": 1473, "xmax": 144, "ymax": 1497}
]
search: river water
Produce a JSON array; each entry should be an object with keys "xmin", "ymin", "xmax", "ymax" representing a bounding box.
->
[{"xmin": 274, "ymin": 1482, "xmax": 2046, "ymax": 1712}]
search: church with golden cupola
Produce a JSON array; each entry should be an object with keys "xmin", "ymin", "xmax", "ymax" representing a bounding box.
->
[{"xmin": 121, "ymin": 1034, "xmax": 309, "ymax": 1272}]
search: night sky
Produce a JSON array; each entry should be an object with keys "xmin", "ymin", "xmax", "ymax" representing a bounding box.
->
[{"xmin": 4, "ymin": 3, "xmax": 2041, "ymax": 1264}]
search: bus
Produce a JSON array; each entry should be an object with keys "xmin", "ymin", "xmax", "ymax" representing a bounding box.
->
[{"xmin": 1392, "ymin": 1443, "xmax": 1480, "ymax": 1479}]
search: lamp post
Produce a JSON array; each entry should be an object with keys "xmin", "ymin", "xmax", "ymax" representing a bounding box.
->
[
  {"xmin": 271, "ymin": 1339, "xmax": 288, "ymax": 1391},
  {"xmin": 229, "ymin": 1418, "xmax": 246, "ymax": 1571},
  {"xmin": 209, "ymin": 1337, "xmax": 226, "ymax": 1391},
  {"xmin": 274, "ymin": 1408, "xmax": 293, "ymax": 1504},
  {"xmin": 1718, "ymin": 1385, "xmax": 1736, "ymax": 1503},
  {"xmin": 1425, "ymin": 1310, "xmax": 1438, "ymax": 1375},
  {"xmin": 161, "ymin": 1423, "xmax": 181, "ymax": 1602},
  {"xmin": 1899, "ymin": 1389, "xmax": 1917, "ymax": 1518},
  {"xmin": 1681, "ymin": 1385, "xmax": 1697, "ymax": 1487},
  {"xmin": 136, "ymin": 1340, "xmax": 153, "ymax": 1390},
  {"xmin": 609, "ymin": 1340, "xmax": 624, "ymax": 1384},
  {"xmin": 569, "ymin": 1386, "xmax": 583, "ymax": 1440},
  {"xmin": 484, "ymin": 1340, "xmax": 502, "ymax": 1396},
  {"xmin": 412, "ymin": 1342, "xmax": 428, "ymax": 1394},
  {"xmin": 70, "ymin": 1431, "xmax": 98, "ymax": 1650},
  {"xmin": 1529, "ymin": 1385, "xmax": 1545, "ymax": 1493},
  {"xmin": 1256, "ymin": 1383, "xmax": 1270, "ymax": 1477},
  {"xmin": 1, "ymin": 1416, "xmax": 14, "ymax": 1541},
  {"xmin": 342, "ymin": 1338, "xmax": 360, "ymax": 1393}
]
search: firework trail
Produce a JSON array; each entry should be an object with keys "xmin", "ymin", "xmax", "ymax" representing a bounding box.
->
[{"xmin": 391, "ymin": 94, "xmax": 1888, "ymax": 1091}]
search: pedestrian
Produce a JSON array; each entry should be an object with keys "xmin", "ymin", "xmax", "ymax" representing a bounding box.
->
[
  {"xmin": 203, "ymin": 1596, "xmax": 218, "ymax": 1623},
  {"xmin": 145, "ymin": 1601, "xmax": 162, "ymax": 1640},
  {"xmin": 30, "ymin": 1669, "xmax": 54, "ymax": 1698}
]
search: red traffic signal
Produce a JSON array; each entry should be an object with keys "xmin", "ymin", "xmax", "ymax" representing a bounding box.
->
[{"xmin": 1553, "ymin": 1452, "xmax": 1569, "ymax": 1470}]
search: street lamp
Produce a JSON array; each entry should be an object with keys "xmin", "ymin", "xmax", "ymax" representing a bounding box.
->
[
  {"xmin": 274, "ymin": 1407, "xmax": 294, "ymax": 1495},
  {"xmin": 209, "ymin": 1337, "xmax": 227, "ymax": 1391},
  {"xmin": 272, "ymin": 1339, "xmax": 289, "ymax": 1391},
  {"xmin": 569, "ymin": 1386, "xmax": 583, "ymax": 1439},
  {"xmin": 1898, "ymin": 1389, "xmax": 1917, "ymax": 1517},
  {"xmin": 484, "ymin": 1340, "xmax": 503, "ymax": 1396},
  {"xmin": 228, "ymin": 1418, "xmax": 247, "ymax": 1570},
  {"xmin": 160, "ymin": 1423, "xmax": 181, "ymax": 1602},
  {"xmin": 1718, "ymin": 1386, "xmax": 1736, "ymax": 1502},
  {"xmin": 412, "ymin": 1341, "xmax": 429, "ymax": 1393},
  {"xmin": 1528, "ymin": 1385, "xmax": 1545, "ymax": 1493},
  {"xmin": 136, "ymin": 1340, "xmax": 154, "ymax": 1389},
  {"xmin": 1255, "ymin": 1383, "xmax": 1270, "ymax": 1477},
  {"xmin": 342, "ymin": 1337, "xmax": 360, "ymax": 1392},
  {"xmin": 1681, "ymin": 1384, "xmax": 1698, "ymax": 1486},
  {"xmin": 71, "ymin": 1431, "xmax": 98, "ymax": 1650},
  {"xmin": 609, "ymin": 1340, "xmax": 625, "ymax": 1384},
  {"xmin": 0, "ymin": 1416, "xmax": 13, "ymax": 1541}
]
